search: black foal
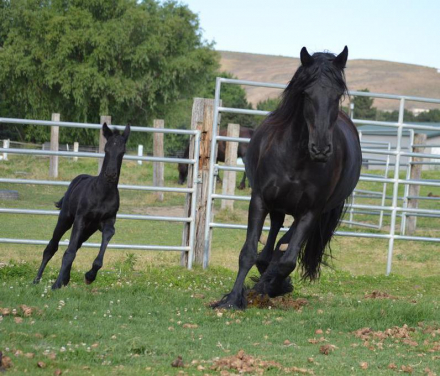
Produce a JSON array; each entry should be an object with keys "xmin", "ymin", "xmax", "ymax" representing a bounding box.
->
[{"xmin": 33, "ymin": 123, "xmax": 130, "ymax": 289}]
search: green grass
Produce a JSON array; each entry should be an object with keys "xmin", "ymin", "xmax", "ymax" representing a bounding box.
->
[
  {"xmin": 1, "ymin": 155, "xmax": 440, "ymax": 374},
  {"xmin": 1, "ymin": 263, "xmax": 440, "ymax": 375}
]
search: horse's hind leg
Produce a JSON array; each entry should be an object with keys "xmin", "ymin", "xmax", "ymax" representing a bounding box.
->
[
  {"xmin": 212, "ymin": 194, "xmax": 267, "ymax": 309},
  {"xmin": 33, "ymin": 213, "xmax": 73, "ymax": 284},
  {"xmin": 85, "ymin": 218, "xmax": 115, "ymax": 285},
  {"xmin": 256, "ymin": 211, "xmax": 285, "ymax": 275}
]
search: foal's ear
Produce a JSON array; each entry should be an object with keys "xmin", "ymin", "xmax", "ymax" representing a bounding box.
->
[
  {"xmin": 102, "ymin": 123, "xmax": 113, "ymax": 140},
  {"xmin": 333, "ymin": 46, "xmax": 348, "ymax": 70},
  {"xmin": 122, "ymin": 124, "xmax": 130, "ymax": 143},
  {"xmin": 300, "ymin": 47, "xmax": 313, "ymax": 67}
]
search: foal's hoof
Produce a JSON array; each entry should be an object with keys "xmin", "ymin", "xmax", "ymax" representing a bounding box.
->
[
  {"xmin": 210, "ymin": 292, "xmax": 247, "ymax": 310},
  {"xmin": 32, "ymin": 277, "xmax": 41, "ymax": 285}
]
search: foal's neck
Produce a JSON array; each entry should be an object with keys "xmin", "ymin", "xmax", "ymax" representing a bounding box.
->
[{"xmin": 98, "ymin": 154, "xmax": 122, "ymax": 188}]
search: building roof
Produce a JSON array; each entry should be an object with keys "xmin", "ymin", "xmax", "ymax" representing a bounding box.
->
[{"xmin": 357, "ymin": 122, "xmax": 440, "ymax": 139}]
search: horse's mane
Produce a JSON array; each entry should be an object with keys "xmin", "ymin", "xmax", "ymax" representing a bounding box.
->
[{"xmin": 265, "ymin": 52, "xmax": 348, "ymax": 132}]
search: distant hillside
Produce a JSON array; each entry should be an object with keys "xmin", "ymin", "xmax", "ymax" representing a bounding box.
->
[{"xmin": 220, "ymin": 51, "xmax": 440, "ymax": 111}]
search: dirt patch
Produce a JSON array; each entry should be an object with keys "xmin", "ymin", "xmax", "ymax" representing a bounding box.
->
[
  {"xmin": 246, "ymin": 292, "xmax": 308, "ymax": 310},
  {"xmin": 0, "ymin": 305, "xmax": 41, "ymax": 318},
  {"xmin": 364, "ymin": 291, "xmax": 398, "ymax": 300},
  {"xmin": 353, "ymin": 325, "xmax": 418, "ymax": 350},
  {"xmin": 209, "ymin": 350, "xmax": 313, "ymax": 375}
]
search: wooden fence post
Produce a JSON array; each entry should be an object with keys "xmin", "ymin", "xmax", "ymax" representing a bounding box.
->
[
  {"xmin": 406, "ymin": 133, "xmax": 427, "ymax": 235},
  {"xmin": 153, "ymin": 119, "xmax": 164, "ymax": 202},
  {"xmin": 2, "ymin": 139, "xmax": 9, "ymax": 161},
  {"xmin": 98, "ymin": 116, "xmax": 111, "ymax": 174},
  {"xmin": 221, "ymin": 123, "xmax": 240, "ymax": 210},
  {"xmin": 49, "ymin": 113, "xmax": 60, "ymax": 178},
  {"xmin": 73, "ymin": 142, "xmax": 79, "ymax": 162},
  {"xmin": 181, "ymin": 98, "xmax": 220, "ymax": 267},
  {"xmin": 137, "ymin": 145, "xmax": 143, "ymax": 165}
]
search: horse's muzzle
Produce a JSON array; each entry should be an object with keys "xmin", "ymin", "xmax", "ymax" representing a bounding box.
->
[{"xmin": 309, "ymin": 143, "xmax": 332, "ymax": 162}]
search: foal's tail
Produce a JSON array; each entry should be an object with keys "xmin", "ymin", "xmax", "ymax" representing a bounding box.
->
[
  {"xmin": 299, "ymin": 202, "xmax": 346, "ymax": 281},
  {"xmin": 54, "ymin": 196, "xmax": 64, "ymax": 210}
]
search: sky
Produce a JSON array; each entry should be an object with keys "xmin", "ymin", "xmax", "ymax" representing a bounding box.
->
[{"xmin": 182, "ymin": 0, "xmax": 440, "ymax": 69}]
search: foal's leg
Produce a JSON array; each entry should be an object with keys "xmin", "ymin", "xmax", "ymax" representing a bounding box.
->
[
  {"xmin": 85, "ymin": 218, "xmax": 116, "ymax": 285},
  {"xmin": 33, "ymin": 213, "xmax": 73, "ymax": 284},
  {"xmin": 212, "ymin": 194, "xmax": 267, "ymax": 309},
  {"xmin": 238, "ymin": 171, "xmax": 247, "ymax": 190},
  {"xmin": 255, "ymin": 211, "xmax": 285, "ymax": 275},
  {"xmin": 60, "ymin": 224, "xmax": 97, "ymax": 286},
  {"xmin": 52, "ymin": 218, "xmax": 86, "ymax": 290}
]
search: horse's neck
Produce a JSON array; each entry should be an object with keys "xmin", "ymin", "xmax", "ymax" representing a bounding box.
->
[
  {"xmin": 98, "ymin": 155, "xmax": 121, "ymax": 189},
  {"xmin": 285, "ymin": 110, "xmax": 309, "ymax": 154}
]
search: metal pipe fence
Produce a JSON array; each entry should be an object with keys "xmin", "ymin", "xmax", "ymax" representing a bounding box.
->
[
  {"xmin": 0, "ymin": 118, "xmax": 201, "ymax": 269},
  {"xmin": 203, "ymin": 77, "xmax": 440, "ymax": 274}
]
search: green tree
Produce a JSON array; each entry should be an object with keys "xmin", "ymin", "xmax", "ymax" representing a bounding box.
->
[
  {"xmin": 352, "ymin": 89, "xmax": 377, "ymax": 120},
  {"xmin": 0, "ymin": 0, "xmax": 219, "ymax": 146}
]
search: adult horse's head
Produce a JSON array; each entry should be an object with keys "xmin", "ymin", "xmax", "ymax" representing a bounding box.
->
[
  {"xmin": 102, "ymin": 123, "xmax": 130, "ymax": 183},
  {"xmin": 299, "ymin": 46, "xmax": 348, "ymax": 162}
]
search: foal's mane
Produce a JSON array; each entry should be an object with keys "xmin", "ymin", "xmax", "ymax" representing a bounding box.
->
[{"xmin": 266, "ymin": 52, "xmax": 348, "ymax": 132}]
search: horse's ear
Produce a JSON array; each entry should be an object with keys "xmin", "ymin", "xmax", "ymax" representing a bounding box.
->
[
  {"xmin": 300, "ymin": 47, "xmax": 313, "ymax": 67},
  {"xmin": 102, "ymin": 123, "xmax": 113, "ymax": 140},
  {"xmin": 333, "ymin": 46, "xmax": 348, "ymax": 70},
  {"xmin": 122, "ymin": 124, "xmax": 130, "ymax": 143}
]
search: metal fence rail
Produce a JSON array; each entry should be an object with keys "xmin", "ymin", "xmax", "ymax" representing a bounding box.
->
[
  {"xmin": 203, "ymin": 77, "xmax": 440, "ymax": 274},
  {"xmin": 0, "ymin": 118, "xmax": 201, "ymax": 269}
]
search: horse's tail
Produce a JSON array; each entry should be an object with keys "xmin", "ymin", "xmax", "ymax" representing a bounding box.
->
[
  {"xmin": 299, "ymin": 201, "xmax": 346, "ymax": 281},
  {"xmin": 54, "ymin": 196, "xmax": 64, "ymax": 210}
]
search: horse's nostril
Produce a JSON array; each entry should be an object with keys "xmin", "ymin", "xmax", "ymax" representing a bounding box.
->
[
  {"xmin": 311, "ymin": 144, "xmax": 319, "ymax": 154},
  {"xmin": 323, "ymin": 144, "xmax": 332, "ymax": 155}
]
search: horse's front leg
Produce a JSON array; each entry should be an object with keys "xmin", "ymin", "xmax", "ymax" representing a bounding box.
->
[
  {"xmin": 255, "ymin": 211, "xmax": 285, "ymax": 274},
  {"xmin": 52, "ymin": 218, "xmax": 85, "ymax": 290},
  {"xmin": 269, "ymin": 211, "xmax": 318, "ymax": 296},
  {"xmin": 212, "ymin": 194, "xmax": 267, "ymax": 309},
  {"xmin": 85, "ymin": 218, "xmax": 116, "ymax": 284}
]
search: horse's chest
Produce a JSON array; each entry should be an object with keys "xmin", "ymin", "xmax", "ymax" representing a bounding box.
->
[{"xmin": 263, "ymin": 175, "xmax": 325, "ymax": 214}]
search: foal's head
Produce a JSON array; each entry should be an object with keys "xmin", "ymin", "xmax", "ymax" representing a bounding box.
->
[
  {"xmin": 102, "ymin": 123, "xmax": 130, "ymax": 182},
  {"xmin": 299, "ymin": 46, "xmax": 348, "ymax": 162}
]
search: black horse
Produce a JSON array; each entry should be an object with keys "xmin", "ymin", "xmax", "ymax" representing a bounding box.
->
[
  {"xmin": 212, "ymin": 46, "xmax": 362, "ymax": 309},
  {"xmin": 178, "ymin": 127, "xmax": 255, "ymax": 189},
  {"xmin": 33, "ymin": 123, "xmax": 130, "ymax": 290}
]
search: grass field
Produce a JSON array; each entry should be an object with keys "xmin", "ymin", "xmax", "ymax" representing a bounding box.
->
[{"xmin": 1, "ymin": 155, "xmax": 440, "ymax": 375}]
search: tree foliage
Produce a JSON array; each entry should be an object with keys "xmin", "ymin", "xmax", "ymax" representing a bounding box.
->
[
  {"xmin": 0, "ymin": 0, "xmax": 219, "ymax": 145},
  {"xmin": 352, "ymin": 89, "xmax": 376, "ymax": 120}
]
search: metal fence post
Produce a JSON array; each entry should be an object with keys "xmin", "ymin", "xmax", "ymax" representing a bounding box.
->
[
  {"xmin": 203, "ymin": 79, "xmax": 223, "ymax": 269},
  {"xmin": 49, "ymin": 113, "xmax": 60, "ymax": 178},
  {"xmin": 386, "ymin": 98, "xmax": 405, "ymax": 276}
]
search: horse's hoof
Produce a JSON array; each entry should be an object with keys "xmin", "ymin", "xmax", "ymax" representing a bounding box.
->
[
  {"xmin": 32, "ymin": 278, "xmax": 40, "ymax": 285},
  {"xmin": 210, "ymin": 292, "xmax": 247, "ymax": 310},
  {"xmin": 84, "ymin": 272, "xmax": 95, "ymax": 285},
  {"xmin": 51, "ymin": 283, "xmax": 62, "ymax": 290}
]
